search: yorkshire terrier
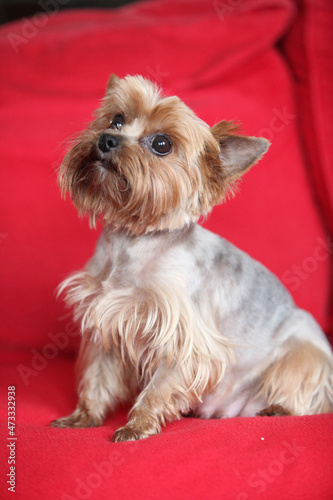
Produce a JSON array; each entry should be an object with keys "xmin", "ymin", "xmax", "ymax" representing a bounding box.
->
[{"xmin": 51, "ymin": 75, "xmax": 333, "ymax": 441}]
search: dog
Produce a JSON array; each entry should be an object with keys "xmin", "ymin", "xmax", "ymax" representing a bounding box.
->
[{"xmin": 51, "ymin": 75, "xmax": 333, "ymax": 442}]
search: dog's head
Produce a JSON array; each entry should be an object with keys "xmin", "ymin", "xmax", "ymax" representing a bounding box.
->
[{"xmin": 59, "ymin": 75, "xmax": 269, "ymax": 234}]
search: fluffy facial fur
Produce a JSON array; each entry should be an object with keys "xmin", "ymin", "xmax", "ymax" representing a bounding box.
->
[
  {"xmin": 59, "ymin": 75, "xmax": 267, "ymax": 234},
  {"xmin": 52, "ymin": 75, "xmax": 333, "ymax": 441}
]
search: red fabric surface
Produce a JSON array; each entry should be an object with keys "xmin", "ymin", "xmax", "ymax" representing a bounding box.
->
[
  {"xmin": 0, "ymin": 0, "xmax": 331, "ymax": 352},
  {"xmin": 1, "ymin": 356, "xmax": 333, "ymax": 500},
  {"xmin": 0, "ymin": 0, "xmax": 332, "ymax": 498},
  {"xmin": 283, "ymin": 0, "xmax": 333, "ymax": 335}
]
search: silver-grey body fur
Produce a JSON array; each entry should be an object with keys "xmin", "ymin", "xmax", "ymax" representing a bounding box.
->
[{"xmin": 75, "ymin": 223, "xmax": 333, "ymax": 419}]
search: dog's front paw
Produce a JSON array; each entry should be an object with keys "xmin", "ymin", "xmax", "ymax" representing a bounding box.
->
[
  {"xmin": 111, "ymin": 425, "xmax": 158, "ymax": 442},
  {"xmin": 50, "ymin": 408, "xmax": 102, "ymax": 428},
  {"xmin": 256, "ymin": 404, "xmax": 292, "ymax": 417}
]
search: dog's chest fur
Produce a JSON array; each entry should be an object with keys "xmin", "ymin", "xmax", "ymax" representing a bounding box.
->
[
  {"xmin": 60, "ymin": 222, "xmax": 333, "ymax": 419},
  {"xmin": 64, "ymin": 223, "xmax": 311, "ymax": 396}
]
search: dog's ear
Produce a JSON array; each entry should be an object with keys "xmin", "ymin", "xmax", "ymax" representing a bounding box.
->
[
  {"xmin": 106, "ymin": 74, "xmax": 120, "ymax": 92},
  {"xmin": 211, "ymin": 121, "xmax": 270, "ymax": 182}
]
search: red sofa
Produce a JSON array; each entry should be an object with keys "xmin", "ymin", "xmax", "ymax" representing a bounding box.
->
[{"xmin": 1, "ymin": 0, "xmax": 332, "ymax": 498}]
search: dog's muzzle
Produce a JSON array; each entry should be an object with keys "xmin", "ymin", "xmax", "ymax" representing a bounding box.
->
[{"xmin": 98, "ymin": 133, "xmax": 120, "ymax": 153}]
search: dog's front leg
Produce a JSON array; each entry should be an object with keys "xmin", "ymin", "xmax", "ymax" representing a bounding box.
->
[
  {"xmin": 51, "ymin": 339, "xmax": 130, "ymax": 429},
  {"xmin": 112, "ymin": 364, "xmax": 191, "ymax": 442}
]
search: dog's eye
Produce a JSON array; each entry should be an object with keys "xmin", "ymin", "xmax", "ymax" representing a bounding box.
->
[
  {"xmin": 151, "ymin": 135, "xmax": 172, "ymax": 156},
  {"xmin": 110, "ymin": 114, "xmax": 125, "ymax": 130}
]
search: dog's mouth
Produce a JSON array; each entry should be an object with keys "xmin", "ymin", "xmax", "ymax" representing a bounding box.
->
[
  {"xmin": 99, "ymin": 157, "xmax": 118, "ymax": 174},
  {"xmin": 97, "ymin": 158, "xmax": 130, "ymax": 193},
  {"xmin": 81, "ymin": 142, "xmax": 124, "ymax": 177},
  {"xmin": 69, "ymin": 143, "xmax": 129, "ymax": 195},
  {"xmin": 86, "ymin": 145, "xmax": 118, "ymax": 173}
]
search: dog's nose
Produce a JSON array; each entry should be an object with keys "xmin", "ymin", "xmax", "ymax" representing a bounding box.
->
[{"xmin": 98, "ymin": 133, "xmax": 120, "ymax": 153}]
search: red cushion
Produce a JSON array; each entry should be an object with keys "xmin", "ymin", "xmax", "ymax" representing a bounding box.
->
[
  {"xmin": 283, "ymin": 0, "xmax": 333, "ymax": 336},
  {"xmin": 1, "ymin": 355, "xmax": 333, "ymax": 500},
  {"xmin": 0, "ymin": 0, "xmax": 330, "ymax": 352},
  {"xmin": 0, "ymin": 0, "xmax": 332, "ymax": 499}
]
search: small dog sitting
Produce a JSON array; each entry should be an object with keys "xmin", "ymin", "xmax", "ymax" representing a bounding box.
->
[{"xmin": 51, "ymin": 75, "xmax": 333, "ymax": 441}]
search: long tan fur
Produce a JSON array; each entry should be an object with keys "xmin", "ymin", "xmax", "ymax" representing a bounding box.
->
[{"xmin": 51, "ymin": 75, "xmax": 333, "ymax": 441}]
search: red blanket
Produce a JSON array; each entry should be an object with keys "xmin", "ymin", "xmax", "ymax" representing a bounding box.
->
[{"xmin": 0, "ymin": 0, "xmax": 332, "ymax": 498}]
